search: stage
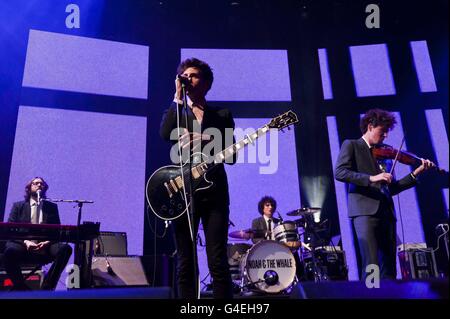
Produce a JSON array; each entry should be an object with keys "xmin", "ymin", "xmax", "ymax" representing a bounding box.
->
[{"xmin": 0, "ymin": 279, "xmax": 447, "ymax": 299}]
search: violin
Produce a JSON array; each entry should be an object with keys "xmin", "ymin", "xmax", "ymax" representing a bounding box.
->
[{"xmin": 372, "ymin": 144, "xmax": 447, "ymax": 174}]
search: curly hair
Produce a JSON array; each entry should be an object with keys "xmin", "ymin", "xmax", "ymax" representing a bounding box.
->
[
  {"xmin": 24, "ymin": 177, "xmax": 49, "ymax": 201},
  {"xmin": 177, "ymin": 57, "xmax": 214, "ymax": 91},
  {"xmin": 258, "ymin": 196, "xmax": 277, "ymax": 215},
  {"xmin": 360, "ymin": 108, "xmax": 397, "ymax": 134}
]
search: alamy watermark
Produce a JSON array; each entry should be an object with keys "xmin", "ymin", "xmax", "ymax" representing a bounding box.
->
[
  {"xmin": 65, "ymin": 4, "xmax": 80, "ymax": 29},
  {"xmin": 65, "ymin": 264, "xmax": 80, "ymax": 289},
  {"xmin": 169, "ymin": 124, "xmax": 280, "ymax": 174},
  {"xmin": 365, "ymin": 4, "xmax": 380, "ymax": 29},
  {"xmin": 365, "ymin": 264, "xmax": 380, "ymax": 288}
]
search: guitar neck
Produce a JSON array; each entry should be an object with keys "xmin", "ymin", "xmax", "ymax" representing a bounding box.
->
[{"xmin": 191, "ymin": 125, "xmax": 270, "ymax": 179}]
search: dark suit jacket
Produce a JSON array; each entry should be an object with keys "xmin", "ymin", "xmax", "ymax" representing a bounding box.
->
[
  {"xmin": 8, "ymin": 200, "xmax": 60, "ymax": 224},
  {"xmin": 6, "ymin": 200, "xmax": 61, "ymax": 247},
  {"xmin": 251, "ymin": 216, "xmax": 280, "ymax": 244},
  {"xmin": 335, "ymin": 138, "xmax": 417, "ymax": 217},
  {"xmin": 160, "ymin": 102, "xmax": 236, "ymax": 206}
]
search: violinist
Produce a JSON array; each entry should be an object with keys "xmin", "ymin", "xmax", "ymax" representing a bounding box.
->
[{"xmin": 335, "ymin": 108, "xmax": 435, "ymax": 280}]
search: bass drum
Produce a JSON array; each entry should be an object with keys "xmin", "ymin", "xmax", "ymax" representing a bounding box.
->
[
  {"xmin": 227, "ymin": 243, "xmax": 252, "ymax": 281},
  {"xmin": 240, "ymin": 240, "xmax": 296, "ymax": 294}
]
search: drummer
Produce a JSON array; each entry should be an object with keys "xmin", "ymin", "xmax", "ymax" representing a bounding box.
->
[
  {"xmin": 251, "ymin": 196, "xmax": 307, "ymax": 281},
  {"xmin": 251, "ymin": 196, "xmax": 280, "ymax": 244}
]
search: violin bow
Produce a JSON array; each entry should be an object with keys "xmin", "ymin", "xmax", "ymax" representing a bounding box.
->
[{"xmin": 389, "ymin": 136, "xmax": 405, "ymax": 175}]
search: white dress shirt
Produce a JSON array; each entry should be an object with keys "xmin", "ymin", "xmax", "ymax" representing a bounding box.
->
[
  {"xmin": 263, "ymin": 215, "xmax": 275, "ymax": 240},
  {"xmin": 30, "ymin": 198, "xmax": 43, "ymax": 224}
]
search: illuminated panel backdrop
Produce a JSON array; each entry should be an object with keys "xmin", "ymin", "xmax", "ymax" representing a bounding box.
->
[
  {"xmin": 318, "ymin": 48, "xmax": 333, "ymax": 100},
  {"xmin": 5, "ymin": 106, "xmax": 147, "ymax": 256},
  {"xmin": 349, "ymin": 43, "xmax": 396, "ymax": 97},
  {"xmin": 181, "ymin": 48, "xmax": 291, "ymax": 101},
  {"xmin": 410, "ymin": 41, "xmax": 437, "ymax": 93},
  {"xmin": 425, "ymin": 109, "xmax": 449, "ymax": 211},
  {"xmin": 326, "ymin": 116, "xmax": 358, "ymax": 280},
  {"xmin": 22, "ymin": 29, "xmax": 149, "ymax": 99}
]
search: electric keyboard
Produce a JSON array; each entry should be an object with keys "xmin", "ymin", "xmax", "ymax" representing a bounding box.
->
[{"xmin": 0, "ymin": 222, "xmax": 100, "ymax": 242}]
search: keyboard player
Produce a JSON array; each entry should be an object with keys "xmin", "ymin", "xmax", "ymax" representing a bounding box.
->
[{"xmin": 0, "ymin": 177, "xmax": 72, "ymax": 290}]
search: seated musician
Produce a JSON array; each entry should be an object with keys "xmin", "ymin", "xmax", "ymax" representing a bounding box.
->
[
  {"xmin": 251, "ymin": 196, "xmax": 307, "ymax": 280},
  {"xmin": 0, "ymin": 177, "xmax": 72, "ymax": 290},
  {"xmin": 251, "ymin": 196, "xmax": 280, "ymax": 244}
]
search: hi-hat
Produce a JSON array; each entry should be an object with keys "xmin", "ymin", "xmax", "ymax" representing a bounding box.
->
[
  {"xmin": 286, "ymin": 207, "xmax": 321, "ymax": 216},
  {"xmin": 228, "ymin": 229, "xmax": 266, "ymax": 240}
]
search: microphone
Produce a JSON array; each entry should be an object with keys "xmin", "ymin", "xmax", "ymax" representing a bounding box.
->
[
  {"xmin": 36, "ymin": 190, "xmax": 42, "ymax": 205},
  {"xmin": 177, "ymin": 74, "xmax": 191, "ymax": 85}
]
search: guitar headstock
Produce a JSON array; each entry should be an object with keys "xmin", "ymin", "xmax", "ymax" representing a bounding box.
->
[{"xmin": 267, "ymin": 110, "xmax": 299, "ymax": 130}]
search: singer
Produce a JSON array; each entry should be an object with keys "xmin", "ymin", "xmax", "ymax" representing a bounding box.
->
[
  {"xmin": 159, "ymin": 58, "xmax": 237, "ymax": 299},
  {"xmin": 0, "ymin": 177, "xmax": 72, "ymax": 290}
]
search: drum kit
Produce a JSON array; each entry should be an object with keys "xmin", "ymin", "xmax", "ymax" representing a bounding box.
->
[{"xmin": 226, "ymin": 207, "xmax": 345, "ymax": 294}]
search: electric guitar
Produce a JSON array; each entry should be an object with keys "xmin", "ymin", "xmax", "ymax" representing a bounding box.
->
[{"xmin": 146, "ymin": 110, "xmax": 299, "ymax": 221}]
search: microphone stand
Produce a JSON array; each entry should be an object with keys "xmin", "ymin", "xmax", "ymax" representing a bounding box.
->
[
  {"xmin": 44, "ymin": 198, "xmax": 94, "ymax": 288},
  {"xmin": 180, "ymin": 83, "xmax": 199, "ymax": 299}
]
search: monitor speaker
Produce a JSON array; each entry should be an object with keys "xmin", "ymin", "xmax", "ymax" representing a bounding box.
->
[
  {"xmin": 91, "ymin": 256, "xmax": 149, "ymax": 287},
  {"xmin": 291, "ymin": 279, "xmax": 448, "ymax": 299}
]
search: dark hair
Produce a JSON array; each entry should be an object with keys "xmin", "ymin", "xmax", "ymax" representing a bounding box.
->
[
  {"xmin": 360, "ymin": 108, "xmax": 397, "ymax": 134},
  {"xmin": 258, "ymin": 196, "xmax": 277, "ymax": 215},
  {"xmin": 24, "ymin": 177, "xmax": 48, "ymax": 201},
  {"xmin": 177, "ymin": 57, "xmax": 214, "ymax": 91}
]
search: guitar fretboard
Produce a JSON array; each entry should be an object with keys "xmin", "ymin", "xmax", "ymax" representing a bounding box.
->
[{"xmin": 190, "ymin": 125, "xmax": 270, "ymax": 179}]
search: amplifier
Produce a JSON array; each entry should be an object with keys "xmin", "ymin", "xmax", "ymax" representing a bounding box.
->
[
  {"xmin": 93, "ymin": 231, "xmax": 127, "ymax": 256},
  {"xmin": 302, "ymin": 246, "xmax": 348, "ymax": 281},
  {"xmin": 397, "ymin": 243, "xmax": 439, "ymax": 279}
]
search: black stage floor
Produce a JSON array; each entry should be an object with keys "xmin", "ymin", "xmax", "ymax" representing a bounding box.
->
[{"xmin": 0, "ymin": 279, "xmax": 447, "ymax": 299}]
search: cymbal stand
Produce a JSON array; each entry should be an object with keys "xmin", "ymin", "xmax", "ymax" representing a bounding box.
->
[{"xmin": 302, "ymin": 214, "xmax": 328, "ymax": 282}]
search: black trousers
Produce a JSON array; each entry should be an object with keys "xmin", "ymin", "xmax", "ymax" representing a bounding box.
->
[
  {"xmin": 351, "ymin": 204, "xmax": 397, "ymax": 280},
  {"xmin": 173, "ymin": 200, "xmax": 233, "ymax": 299},
  {"xmin": 2, "ymin": 241, "xmax": 72, "ymax": 290}
]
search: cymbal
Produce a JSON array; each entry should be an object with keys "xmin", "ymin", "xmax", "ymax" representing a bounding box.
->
[
  {"xmin": 228, "ymin": 228, "xmax": 267, "ymax": 240},
  {"xmin": 286, "ymin": 207, "xmax": 321, "ymax": 216},
  {"xmin": 228, "ymin": 229, "xmax": 255, "ymax": 240}
]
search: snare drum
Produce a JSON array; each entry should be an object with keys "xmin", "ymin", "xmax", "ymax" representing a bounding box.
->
[
  {"xmin": 273, "ymin": 221, "xmax": 301, "ymax": 249},
  {"xmin": 240, "ymin": 240, "xmax": 296, "ymax": 293}
]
